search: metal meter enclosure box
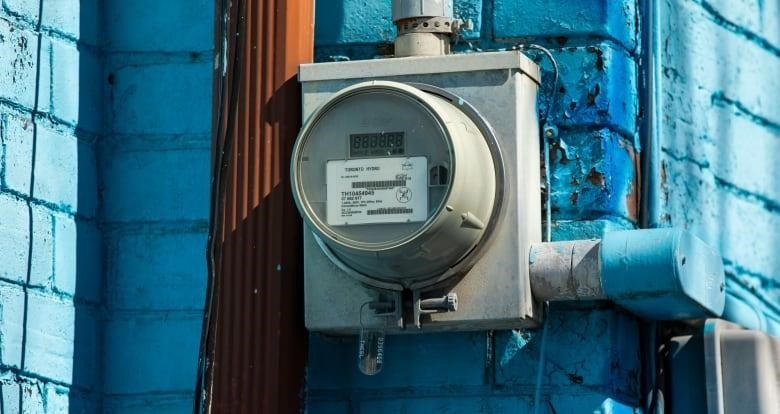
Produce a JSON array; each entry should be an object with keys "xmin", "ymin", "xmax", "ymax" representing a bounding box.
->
[{"xmin": 293, "ymin": 51, "xmax": 541, "ymax": 333}]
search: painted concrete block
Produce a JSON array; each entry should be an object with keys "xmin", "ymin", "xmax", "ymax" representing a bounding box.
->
[
  {"xmin": 32, "ymin": 126, "xmax": 97, "ymax": 217},
  {"xmin": 661, "ymin": 103, "xmax": 780, "ymax": 212},
  {"xmin": 107, "ymin": 230, "xmax": 206, "ymax": 310},
  {"xmin": 307, "ymin": 331, "xmax": 487, "ymax": 390},
  {"xmin": 108, "ymin": 61, "xmax": 212, "ymax": 135},
  {"xmin": 28, "ymin": 204, "xmax": 53, "ymax": 289},
  {"xmin": 0, "ymin": 19, "xmax": 44, "ymax": 110},
  {"xmin": 315, "ymin": 0, "xmax": 394, "ymax": 46},
  {"xmin": 553, "ymin": 218, "xmax": 634, "ymax": 242},
  {"xmin": 102, "ymin": 314, "xmax": 201, "ymax": 394},
  {"xmin": 24, "ymin": 293, "xmax": 75, "ymax": 384},
  {"xmin": 52, "ymin": 212, "xmax": 76, "ymax": 296},
  {"xmin": 759, "ymin": 0, "xmax": 780, "ymax": 50},
  {"xmin": 104, "ymin": 0, "xmax": 212, "ymax": 52},
  {"xmin": 0, "ymin": 112, "xmax": 33, "ymax": 196},
  {"xmin": 0, "ymin": 380, "xmax": 20, "ymax": 413},
  {"xmin": 23, "ymin": 300, "xmax": 100, "ymax": 390},
  {"xmin": 3, "ymin": 0, "xmax": 39, "ymax": 23},
  {"xmin": 359, "ymin": 397, "xmax": 532, "ymax": 413},
  {"xmin": 68, "ymin": 392, "xmax": 102, "ymax": 414},
  {"xmin": 49, "ymin": 38, "xmax": 102, "ymax": 132},
  {"xmin": 0, "ymin": 282, "xmax": 25, "ymax": 368},
  {"xmin": 103, "ymin": 395, "xmax": 194, "ymax": 414},
  {"xmin": 704, "ymin": 0, "xmax": 780, "ymax": 50},
  {"xmin": 661, "ymin": 0, "xmax": 780, "ymax": 128},
  {"xmin": 662, "ymin": 156, "xmax": 780, "ymax": 285},
  {"xmin": 550, "ymin": 130, "xmax": 638, "ymax": 222},
  {"xmin": 454, "ymin": 0, "xmax": 482, "ymax": 40},
  {"xmin": 42, "ymin": 0, "xmax": 100, "ymax": 44},
  {"xmin": 21, "ymin": 380, "xmax": 45, "ymax": 414},
  {"xmin": 315, "ymin": 0, "xmax": 482, "ymax": 49},
  {"xmin": 495, "ymin": 309, "xmax": 640, "ymax": 402},
  {"xmin": 70, "ymin": 307, "xmax": 103, "ymax": 390},
  {"xmin": 305, "ymin": 400, "xmax": 351, "ymax": 414},
  {"xmin": 43, "ymin": 384, "xmax": 70, "ymax": 414},
  {"xmin": 0, "ymin": 193, "xmax": 29, "ymax": 284},
  {"xmin": 658, "ymin": 0, "xmax": 780, "ymax": 308},
  {"xmin": 549, "ymin": 44, "xmax": 637, "ymax": 136},
  {"xmin": 55, "ymin": 216, "xmax": 102, "ymax": 303},
  {"xmin": 494, "ymin": 0, "xmax": 637, "ymax": 51},
  {"xmin": 101, "ymin": 148, "xmax": 209, "ymax": 222}
]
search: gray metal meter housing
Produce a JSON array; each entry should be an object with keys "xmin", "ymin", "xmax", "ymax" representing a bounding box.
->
[{"xmin": 294, "ymin": 51, "xmax": 542, "ymax": 333}]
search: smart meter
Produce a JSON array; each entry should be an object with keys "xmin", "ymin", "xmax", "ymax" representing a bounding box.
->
[
  {"xmin": 291, "ymin": 81, "xmax": 501, "ymax": 287},
  {"xmin": 295, "ymin": 51, "xmax": 541, "ymax": 334}
]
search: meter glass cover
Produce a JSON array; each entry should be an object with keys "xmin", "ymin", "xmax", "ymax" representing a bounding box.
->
[{"xmin": 349, "ymin": 132, "xmax": 405, "ymax": 158}]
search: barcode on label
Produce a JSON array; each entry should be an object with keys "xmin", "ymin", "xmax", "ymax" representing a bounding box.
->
[
  {"xmin": 366, "ymin": 207, "xmax": 413, "ymax": 215},
  {"xmin": 352, "ymin": 180, "xmax": 406, "ymax": 189}
]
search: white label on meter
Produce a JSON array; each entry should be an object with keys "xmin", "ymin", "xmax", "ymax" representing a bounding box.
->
[{"xmin": 326, "ymin": 157, "xmax": 428, "ymax": 226}]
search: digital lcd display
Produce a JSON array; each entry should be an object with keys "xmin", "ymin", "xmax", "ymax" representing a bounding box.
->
[{"xmin": 349, "ymin": 132, "xmax": 405, "ymax": 158}]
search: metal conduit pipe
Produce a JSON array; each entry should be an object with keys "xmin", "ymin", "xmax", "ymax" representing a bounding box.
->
[
  {"xmin": 529, "ymin": 228, "xmax": 727, "ymax": 320},
  {"xmin": 392, "ymin": 0, "xmax": 461, "ymax": 57}
]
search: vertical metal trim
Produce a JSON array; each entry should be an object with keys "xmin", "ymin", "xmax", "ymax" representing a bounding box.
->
[{"xmin": 198, "ymin": 0, "xmax": 314, "ymax": 412}]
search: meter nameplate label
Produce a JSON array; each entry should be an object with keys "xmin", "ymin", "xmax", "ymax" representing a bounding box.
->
[{"xmin": 326, "ymin": 157, "xmax": 428, "ymax": 226}]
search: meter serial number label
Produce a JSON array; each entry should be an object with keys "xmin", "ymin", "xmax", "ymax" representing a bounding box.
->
[{"xmin": 326, "ymin": 157, "xmax": 427, "ymax": 226}]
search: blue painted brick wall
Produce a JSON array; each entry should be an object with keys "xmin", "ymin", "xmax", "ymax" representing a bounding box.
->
[
  {"xmin": 310, "ymin": 0, "xmax": 780, "ymax": 412},
  {"xmin": 653, "ymin": 0, "xmax": 780, "ymax": 333},
  {"xmin": 308, "ymin": 1, "xmax": 642, "ymax": 412},
  {"xmin": 100, "ymin": 0, "xmax": 213, "ymax": 412},
  {"xmin": 0, "ymin": 0, "xmax": 103, "ymax": 411},
  {"xmin": 1, "ymin": 0, "xmax": 213, "ymax": 412}
]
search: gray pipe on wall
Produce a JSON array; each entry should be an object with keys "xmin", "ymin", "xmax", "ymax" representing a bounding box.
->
[
  {"xmin": 529, "ymin": 229, "xmax": 726, "ymax": 321},
  {"xmin": 392, "ymin": 0, "xmax": 455, "ymax": 57}
]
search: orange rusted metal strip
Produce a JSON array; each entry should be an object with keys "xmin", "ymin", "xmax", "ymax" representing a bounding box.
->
[{"xmin": 200, "ymin": 0, "xmax": 313, "ymax": 411}]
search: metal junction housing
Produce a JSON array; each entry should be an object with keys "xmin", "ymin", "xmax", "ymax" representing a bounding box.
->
[{"xmin": 294, "ymin": 51, "xmax": 542, "ymax": 333}]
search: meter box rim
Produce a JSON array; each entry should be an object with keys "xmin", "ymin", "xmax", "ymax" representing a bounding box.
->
[{"xmin": 298, "ymin": 50, "xmax": 541, "ymax": 85}]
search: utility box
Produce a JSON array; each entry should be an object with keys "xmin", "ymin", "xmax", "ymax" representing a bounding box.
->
[{"xmin": 292, "ymin": 51, "xmax": 541, "ymax": 333}]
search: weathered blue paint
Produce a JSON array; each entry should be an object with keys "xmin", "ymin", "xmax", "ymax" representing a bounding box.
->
[
  {"xmin": 100, "ymin": 1, "xmax": 212, "ymax": 412},
  {"xmin": 550, "ymin": 129, "xmax": 637, "ymax": 223},
  {"xmin": 309, "ymin": 2, "xmax": 644, "ymax": 411},
  {"xmin": 308, "ymin": 308, "xmax": 641, "ymax": 412},
  {"xmin": 601, "ymin": 229, "xmax": 726, "ymax": 319},
  {"xmin": 0, "ymin": 0, "xmax": 103, "ymax": 411},
  {"xmin": 493, "ymin": 0, "xmax": 638, "ymax": 51},
  {"xmin": 0, "ymin": 0, "xmax": 212, "ymax": 412},
  {"xmin": 649, "ymin": 0, "xmax": 780, "ymax": 333}
]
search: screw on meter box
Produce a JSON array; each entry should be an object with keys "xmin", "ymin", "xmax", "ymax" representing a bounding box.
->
[{"xmin": 327, "ymin": 157, "xmax": 428, "ymax": 226}]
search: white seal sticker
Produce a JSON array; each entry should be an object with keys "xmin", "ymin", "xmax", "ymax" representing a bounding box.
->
[{"xmin": 326, "ymin": 156, "xmax": 428, "ymax": 226}]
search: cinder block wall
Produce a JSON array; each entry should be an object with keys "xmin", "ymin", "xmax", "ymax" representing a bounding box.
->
[
  {"xmin": 308, "ymin": 0, "xmax": 780, "ymax": 412},
  {"xmin": 0, "ymin": 0, "xmax": 213, "ymax": 412},
  {"xmin": 0, "ymin": 0, "xmax": 102, "ymax": 411},
  {"xmin": 99, "ymin": 1, "xmax": 213, "ymax": 412},
  {"xmin": 654, "ymin": 0, "xmax": 780, "ymax": 333},
  {"xmin": 308, "ymin": 1, "xmax": 644, "ymax": 412}
]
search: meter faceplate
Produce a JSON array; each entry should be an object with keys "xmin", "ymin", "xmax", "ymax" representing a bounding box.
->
[{"xmin": 291, "ymin": 81, "xmax": 497, "ymax": 285}]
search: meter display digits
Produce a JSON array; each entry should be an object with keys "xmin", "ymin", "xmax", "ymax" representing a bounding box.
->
[{"xmin": 349, "ymin": 132, "xmax": 405, "ymax": 158}]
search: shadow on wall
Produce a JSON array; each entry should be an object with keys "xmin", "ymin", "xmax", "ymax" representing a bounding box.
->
[
  {"xmin": 73, "ymin": 0, "xmax": 103, "ymax": 411},
  {"xmin": 660, "ymin": 1, "xmax": 780, "ymax": 331},
  {"xmin": 314, "ymin": 0, "xmax": 344, "ymax": 45}
]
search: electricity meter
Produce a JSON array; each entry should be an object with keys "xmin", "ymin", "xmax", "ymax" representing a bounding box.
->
[
  {"xmin": 294, "ymin": 51, "xmax": 541, "ymax": 333},
  {"xmin": 291, "ymin": 81, "xmax": 500, "ymax": 287}
]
